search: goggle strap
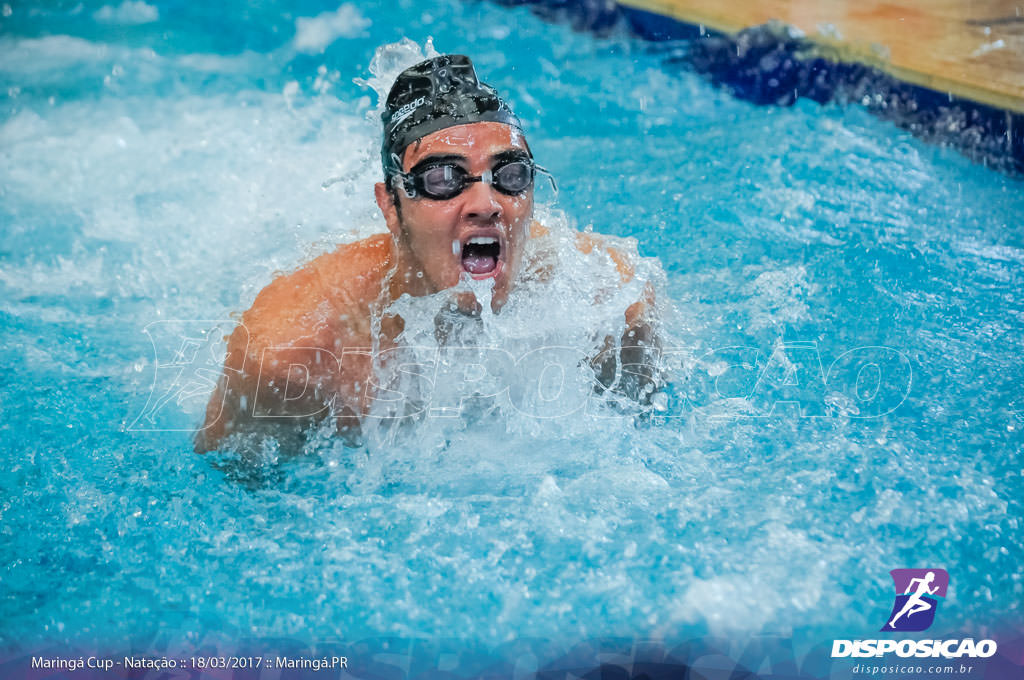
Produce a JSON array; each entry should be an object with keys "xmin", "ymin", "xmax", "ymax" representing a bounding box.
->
[
  {"xmin": 389, "ymin": 152, "xmax": 405, "ymax": 172},
  {"xmin": 534, "ymin": 164, "xmax": 558, "ymax": 198},
  {"xmin": 390, "ymin": 172, "xmax": 416, "ymax": 198}
]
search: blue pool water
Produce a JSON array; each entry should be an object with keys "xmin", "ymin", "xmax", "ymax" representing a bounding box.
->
[{"xmin": 1, "ymin": 0, "xmax": 1022, "ymax": 660}]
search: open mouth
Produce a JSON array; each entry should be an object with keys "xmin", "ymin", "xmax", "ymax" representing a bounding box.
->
[{"xmin": 461, "ymin": 235, "xmax": 501, "ymax": 276}]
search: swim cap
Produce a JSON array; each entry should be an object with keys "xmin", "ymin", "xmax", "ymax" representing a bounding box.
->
[{"xmin": 381, "ymin": 54, "xmax": 523, "ymax": 175}]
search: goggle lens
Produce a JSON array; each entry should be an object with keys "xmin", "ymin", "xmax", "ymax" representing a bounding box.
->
[
  {"xmin": 493, "ymin": 161, "xmax": 533, "ymax": 194},
  {"xmin": 398, "ymin": 160, "xmax": 537, "ymax": 200},
  {"xmin": 419, "ymin": 164, "xmax": 464, "ymax": 198}
]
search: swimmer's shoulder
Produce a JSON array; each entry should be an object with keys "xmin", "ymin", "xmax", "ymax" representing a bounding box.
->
[
  {"xmin": 529, "ymin": 220, "xmax": 636, "ymax": 283},
  {"xmin": 314, "ymin": 232, "xmax": 392, "ymax": 293},
  {"xmin": 529, "ymin": 221, "xmax": 550, "ymax": 239},
  {"xmin": 312, "ymin": 232, "xmax": 393, "ymax": 322},
  {"xmin": 574, "ymin": 231, "xmax": 637, "ymax": 283},
  {"xmin": 230, "ymin": 233, "xmax": 392, "ymax": 364}
]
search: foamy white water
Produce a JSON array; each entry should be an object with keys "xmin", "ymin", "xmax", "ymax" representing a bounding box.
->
[{"xmin": 1, "ymin": 0, "xmax": 1021, "ymax": 653}]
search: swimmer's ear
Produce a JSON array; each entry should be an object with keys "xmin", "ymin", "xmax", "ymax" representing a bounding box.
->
[{"xmin": 375, "ymin": 181, "xmax": 402, "ymax": 236}]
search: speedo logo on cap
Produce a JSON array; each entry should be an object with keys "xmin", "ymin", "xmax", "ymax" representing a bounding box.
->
[{"xmin": 391, "ymin": 96, "xmax": 426, "ymax": 125}]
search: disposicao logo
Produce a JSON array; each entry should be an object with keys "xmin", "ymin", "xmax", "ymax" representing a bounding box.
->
[
  {"xmin": 831, "ymin": 569, "xmax": 998, "ymax": 659},
  {"xmin": 881, "ymin": 568, "xmax": 948, "ymax": 632}
]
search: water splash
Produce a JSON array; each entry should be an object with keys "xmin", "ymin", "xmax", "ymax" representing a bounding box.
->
[
  {"xmin": 1, "ymin": 0, "xmax": 1021, "ymax": 649},
  {"xmin": 360, "ymin": 210, "xmax": 671, "ymax": 457},
  {"xmin": 354, "ymin": 37, "xmax": 440, "ymax": 123}
]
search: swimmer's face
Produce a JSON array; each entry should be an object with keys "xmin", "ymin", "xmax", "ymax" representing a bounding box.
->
[{"xmin": 375, "ymin": 121, "xmax": 534, "ymax": 310}]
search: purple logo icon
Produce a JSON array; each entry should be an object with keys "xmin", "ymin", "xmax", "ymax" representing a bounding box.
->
[{"xmin": 881, "ymin": 568, "xmax": 949, "ymax": 632}]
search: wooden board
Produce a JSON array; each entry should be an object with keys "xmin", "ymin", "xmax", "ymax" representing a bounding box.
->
[{"xmin": 621, "ymin": 0, "xmax": 1024, "ymax": 114}]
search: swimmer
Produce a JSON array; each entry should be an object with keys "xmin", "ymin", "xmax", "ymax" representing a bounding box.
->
[
  {"xmin": 887, "ymin": 571, "xmax": 938, "ymax": 628},
  {"xmin": 196, "ymin": 54, "xmax": 659, "ymax": 453}
]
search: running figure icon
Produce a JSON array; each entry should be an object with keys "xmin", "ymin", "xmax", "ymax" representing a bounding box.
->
[
  {"xmin": 888, "ymin": 571, "xmax": 938, "ymax": 628},
  {"xmin": 882, "ymin": 568, "xmax": 948, "ymax": 632}
]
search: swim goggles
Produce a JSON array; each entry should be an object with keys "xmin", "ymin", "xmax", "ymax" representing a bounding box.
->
[{"xmin": 390, "ymin": 159, "xmax": 556, "ymax": 200}]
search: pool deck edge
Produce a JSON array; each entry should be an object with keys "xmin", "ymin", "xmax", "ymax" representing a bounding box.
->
[{"xmin": 618, "ymin": 0, "xmax": 1024, "ymax": 115}]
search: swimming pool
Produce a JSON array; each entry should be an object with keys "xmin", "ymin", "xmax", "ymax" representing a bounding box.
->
[{"xmin": 1, "ymin": 0, "xmax": 1022, "ymax": 675}]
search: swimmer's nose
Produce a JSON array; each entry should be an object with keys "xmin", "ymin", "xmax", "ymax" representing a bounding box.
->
[{"xmin": 462, "ymin": 179, "xmax": 502, "ymax": 222}]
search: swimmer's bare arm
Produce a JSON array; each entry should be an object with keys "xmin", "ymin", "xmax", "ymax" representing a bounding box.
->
[
  {"xmin": 195, "ymin": 237, "xmax": 390, "ymax": 453},
  {"xmin": 592, "ymin": 262, "xmax": 661, "ymax": 401},
  {"xmin": 615, "ymin": 288, "xmax": 661, "ymax": 400},
  {"xmin": 195, "ymin": 279, "xmax": 347, "ymax": 453},
  {"xmin": 195, "ymin": 330, "xmax": 343, "ymax": 454},
  {"xmin": 531, "ymin": 222, "xmax": 662, "ymax": 400}
]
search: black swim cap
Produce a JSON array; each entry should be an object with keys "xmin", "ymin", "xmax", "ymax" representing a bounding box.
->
[{"xmin": 381, "ymin": 54, "xmax": 523, "ymax": 175}]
